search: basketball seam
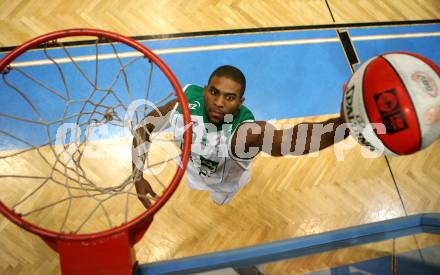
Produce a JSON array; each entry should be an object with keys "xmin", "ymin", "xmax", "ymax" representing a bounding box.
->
[
  {"xmin": 393, "ymin": 52, "xmax": 440, "ymax": 77},
  {"xmin": 381, "ymin": 54, "xmax": 423, "ymax": 152},
  {"xmin": 361, "ymin": 57, "xmax": 395, "ymax": 155}
]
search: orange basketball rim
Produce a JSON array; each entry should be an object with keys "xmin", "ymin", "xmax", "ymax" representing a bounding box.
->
[{"xmin": 0, "ymin": 29, "xmax": 192, "ymax": 275}]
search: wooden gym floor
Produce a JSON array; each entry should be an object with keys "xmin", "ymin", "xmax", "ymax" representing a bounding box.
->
[{"xmin": 0, "ymin": 1, "xmax": 439, "ymax": 274}]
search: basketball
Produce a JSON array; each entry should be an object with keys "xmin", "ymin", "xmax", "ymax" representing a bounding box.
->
[{"xmin": 343, "ymin": 52, "xmax": 440, "ymax": 155}]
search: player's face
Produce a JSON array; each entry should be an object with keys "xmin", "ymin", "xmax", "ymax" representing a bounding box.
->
[{"xmin": 204, "ymin": 76, "xmax": 244, "ymax": 125}]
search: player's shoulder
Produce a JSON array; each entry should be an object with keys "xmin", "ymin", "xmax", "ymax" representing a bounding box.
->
[
  {"xmin": 231, "ymin": 105, "xmax": 255, "ymax": 132},
  {"xmin": 183, "ymin": 84, "xmax": 204, "ymax": 100},
  {"xmin": 175, "ymin": 84, "xmax": 205, "ymax": 115},
  {"xmin": 237, "ymin": 105, "xmax": 255, "ymax": 122}
]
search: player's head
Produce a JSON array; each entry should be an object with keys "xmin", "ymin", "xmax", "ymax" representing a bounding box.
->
[
  {"xmin": 207, "ymin": 65, "xmax": 246, "ymax": 96},
  {"xmin": 204, "ymin": 65, "xmax": 246, "ymax": 125}
]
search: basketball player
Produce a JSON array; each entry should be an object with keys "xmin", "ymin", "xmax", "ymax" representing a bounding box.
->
[{"xmin": 132, "ymin": 65, "xmax": 349, "ymax": 208}]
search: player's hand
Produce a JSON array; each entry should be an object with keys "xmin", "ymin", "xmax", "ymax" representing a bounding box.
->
[
  {"xmin": 339, "ymin": 103, "xmax": 346, "ymax": 124},
  {"xmin": 134, "ymin": 177, "xmax": 158, "ymax": 209},
  {"xmin": 340, "ymin": 82, "xmax": 348, "ymax": 123}
]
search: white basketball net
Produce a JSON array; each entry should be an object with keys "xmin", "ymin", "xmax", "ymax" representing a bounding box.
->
[{"xmin": 0, "ymin": 37, "xmax": 182, "ymax": 234}]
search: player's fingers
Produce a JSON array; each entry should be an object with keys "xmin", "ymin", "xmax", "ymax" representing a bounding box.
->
[
  {"xmin": 141, "ymin": 197, "xmax": 152, "ymax": 208},
  {"xmin": 136, "ymin": 192, "xmax": 151, "ymax": 208},
  {"xmin": 342, "ymin": 82, "xmax": 347, "ymax": 93},
  {"xmin": 145, "ymin": 185, "xmax": 158, "ymax": 198}
]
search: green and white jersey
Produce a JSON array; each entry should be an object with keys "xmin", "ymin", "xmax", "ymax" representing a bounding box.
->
[{"xmin": 171, "ymin": 84, "xmax": 255, "ymax": 193}]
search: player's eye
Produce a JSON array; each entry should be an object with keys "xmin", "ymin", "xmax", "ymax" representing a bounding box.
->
[
  {"xmin": 226, "ymin": 95, "xmax": 235, "ymax": 101},
  {"xmin": 210, "ymin": 88, "xmax": 218, "ymax": 95}
]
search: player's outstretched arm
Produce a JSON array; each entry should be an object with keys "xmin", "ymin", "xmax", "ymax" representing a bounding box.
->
[
  {"xmin": 131, "ymin": 99, "xmax": 177, "ymax": 208},
  {"xmin": 230, "ymin": 116, "xmax": 349, "ymax": 158}
]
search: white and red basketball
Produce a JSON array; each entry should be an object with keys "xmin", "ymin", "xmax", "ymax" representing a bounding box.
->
[{"xmin": 343, "ymin": 52, "xmax": 440, "ymax": 156}]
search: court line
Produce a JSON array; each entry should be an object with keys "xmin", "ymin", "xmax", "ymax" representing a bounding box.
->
[
  {"xmin": 2, "ymin": 20, "xmax": 439, "ymax": 53},
  {"xmin": 10, "ymin": 32, "xmax": 440, "ymax": 68},
  {"xmin": 351, "ymin": 32, "xmax": 440, "ymax": 41}
]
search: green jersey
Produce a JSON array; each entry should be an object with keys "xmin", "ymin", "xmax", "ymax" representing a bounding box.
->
[{"xmin": 171, "ymin": 84, "xmax": 255, "ymax": 192}]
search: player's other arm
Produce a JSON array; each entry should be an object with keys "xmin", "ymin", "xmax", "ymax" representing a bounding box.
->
[
  {"xmin": 131, "ymin": 99, "xmax": 177, "ymax": 208},
  {"xmin": 230, "ymin": 116, "xmax": 349, "ymax": 158}
]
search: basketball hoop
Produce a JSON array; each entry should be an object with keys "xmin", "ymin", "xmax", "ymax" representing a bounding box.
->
[{"xmin": 0, "ymin": 29, "xmax": 192, "ymax": 274}]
